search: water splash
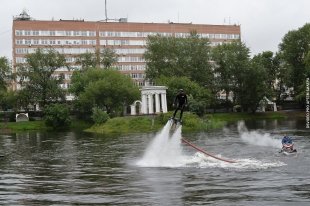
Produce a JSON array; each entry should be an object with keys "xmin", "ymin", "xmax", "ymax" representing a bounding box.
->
[
  {"xmin": 136, "ymin": 121, "xmax": 185, "ymax": 167},
  {"xmin": 136, "ymin": 120, "xmax": 285, "ymax": 169},
  {"xmin": 238, "ymin": 121, "xmax": 281, "ymax": 148},
  {"xmin": 187, "ymin": 152, "xmax": 286, "ymax": 169}
]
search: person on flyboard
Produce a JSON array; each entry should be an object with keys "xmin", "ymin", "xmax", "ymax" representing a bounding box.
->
[{"xmin": 171, "ymin": 89, "xmax": 188, "ymax": 123}]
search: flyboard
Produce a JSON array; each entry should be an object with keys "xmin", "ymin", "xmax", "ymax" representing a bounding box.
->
[
  {"xmin": 169, "ymin": 117, "xmax": 182, "ymax": 131},
  {"xmin": 169, "ymin": 118, "xmax": 236, "ymax": 163}
]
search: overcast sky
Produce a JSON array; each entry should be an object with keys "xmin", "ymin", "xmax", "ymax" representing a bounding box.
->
[{"xmin": 1, "ymin": 0, "xmax": 310, "ymax": 59}]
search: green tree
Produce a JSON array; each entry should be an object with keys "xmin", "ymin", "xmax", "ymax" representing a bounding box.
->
[
  {"xmin": 0, "ymin": 56, "xmax": 11, "ymax": 91},
  {"xmin": 144, "ymin": 33, "xmax": 213, "ymax": 86},
  {"xmin": 156, "ymin": 76, "xmax": 210, "ymax": 116},
  {"xmin": 91, "ymin": 107, "xmax": 110, "ymax": 124},
  {"xmin": 17, "ymin": 49, "xmax": 67, "ymax": 107},
  {"xmin": 76, "ymin": 48, "xmax": 118, "ymax": 70},
  {"xmin": 76, "ymin": 52, "xmax": 97, "ymax": 70},
  {"xmin": 237, "ymin": 56, "xmax": 269, "ymax": 113},
  {"xmin": 15, "ymin": 89, "xmax": 35, "ymax": 111},
  {"xmin": 44, "ymin": 103, "xmax": 71, "ymax": 129},
  {"xmin": 211, "ymin": 41, "xmax": 250, "ymax": 107},
  {"xmin": 257, "ymin": 51, "xmax": 279, "ymax": 92},
  {"xmin": 278, "ymin": 23, "xmax": 310, "ymax": 101},
  {"xmin": 0, "ymin": 90, "xmax": 16, "ymax": 111},
  {"xmin": 100, "ymin": 48, "xmax": 118, "ymax": 69},
  {"xmin": 70, "ymin": 68, "xmax": 140, "ymax": 116}
]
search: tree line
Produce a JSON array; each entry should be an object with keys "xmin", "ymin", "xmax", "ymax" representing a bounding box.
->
[
  {"xmin": 1, "ymin": 23, "xmax": 310, "ymax": 125},
  {"xmin": 0, "ymin": 48, "xmax": 139, "ymax": 127},
  {"xmin": 145, "ymin": 24, "xmax": 310, "ymax": 114}
]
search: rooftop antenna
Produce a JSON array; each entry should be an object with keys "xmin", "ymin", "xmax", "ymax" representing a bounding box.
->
[
  {"xmin": 105, "ymin": 0, "xmax": 108, "ymax": 22},
  {"xmin": 100, "ymin": 0, "xmax": 127, "ymax": 23}
]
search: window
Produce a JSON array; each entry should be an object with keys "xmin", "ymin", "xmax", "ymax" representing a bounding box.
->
[
  {"xmin": 16, "ymin": 48, "xmax": 28, "ymax": 54},
  {"xmin": 221, "ymin": 34, "xmax": 227, "ymax": 39},
  {"xmin": 81, "ymin": 40, "xmax": 88, "ymax": 45},
  {"xmin": 56, "ymin": 31, "xmax": 65, "ymax": 36},
  {"xmin": 25, "ymin": 30, "xmax": 31, "ymax": 36},
  {"xmin": 15, "ymin": 30, "xmax": 23, "ymax": 36},
  {"xmin": 16, "ymin": 57, "xmax": 26, "ymax": 63},
  {"xmin": 16, "ymin": 39, "xmax": 23, "ymax": 45},
  {"xmin": 81, "ymin": 31, "xmax": 87, "ymax": 36},
  {"xmin": 73, "ymin": 31, "xmax": 81, "ymax": 36},
  {"xmin": 25, "ymin": 40, "xmax": 31, "ymax": 45},
  {"xmin": 41, "ymin": 30, "xmax": 49, "ymax": 36},
  {"xmin": 41, "ymin": 40, "xmax": 48, "ymax": 45},
  {"xmin": 49, "ymin": 31, "xmax": 55, "ymax": 36},
  {"xmin": 89, "ymin": 31, "xmax": 96, "ymax": 36},
  {"xmin": 131, "ymin": 73, "xmax": 145, "ymax": 79}
]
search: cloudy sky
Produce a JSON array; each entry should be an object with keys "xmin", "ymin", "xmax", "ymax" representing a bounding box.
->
[{"xmin": 1, "ymin": 0, "xmax": 309, "ymax": 58}]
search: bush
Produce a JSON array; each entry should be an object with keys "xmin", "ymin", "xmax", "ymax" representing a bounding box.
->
[
  {"xmin": 44, "ymin": 104, "xmax": 71, "ymax": 129},
  {"xmin": 91, "ymin": 107, "xmax": 110, "ymax": 125}
]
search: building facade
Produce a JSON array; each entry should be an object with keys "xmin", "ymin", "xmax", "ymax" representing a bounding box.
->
[{"xmin": 12, "ymin": 12, "xmax": 241, "ymax": 91}]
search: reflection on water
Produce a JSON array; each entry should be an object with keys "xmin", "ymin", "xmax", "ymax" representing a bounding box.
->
[{"xmin": 0, "ymin": 118, "xmax": 310, "ymax": 205}]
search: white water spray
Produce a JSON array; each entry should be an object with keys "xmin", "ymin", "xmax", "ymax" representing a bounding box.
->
[
  {"xmin": 136, "ymin": 120, "xmax": 285, "ymax": 169},
  {"xmin": 136, "ymin": 121, "xmax": 185, "ymax": 167},
  {"xmin": 238, "ymin": 121, "xmax": 281, "ymax": 148}
]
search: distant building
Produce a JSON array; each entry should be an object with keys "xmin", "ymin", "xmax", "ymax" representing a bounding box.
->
[{"xmin": 12, "ymin": 11, "xmax": 241, "ymax": 91}]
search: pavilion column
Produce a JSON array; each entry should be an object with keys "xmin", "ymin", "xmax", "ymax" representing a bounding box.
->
[
  {"xmin": 148, "ymin": 94, "xmax": 154, "ymax": 114},
  {"xmin": 142, "ymin": 94, "xmax": 148, "ymax": 114},
  {"xmin": 273, "ymin": 103, "xmax": 277, "ymax": 111},
  {"xmin": 131, "ymin": 104, "xmax": 136, "ymax": 115},
  {"xmin": 155, "ymin": 93, "xmax": 160, "ymax": 113},
  {"xmin": 161, "ymin": 93, "xmax": 168, "ymax": 113}
]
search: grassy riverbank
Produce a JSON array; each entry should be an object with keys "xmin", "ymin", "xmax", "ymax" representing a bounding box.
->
[
  {"xmin": 85, "ymin": 112, "xmax": 210, "ymax": 134},
  {"xmin": 0, "ymin": 119, "xmax": 92, "ymax": 133},
  {"xmin": 0, "ymin": 121, "xmax": 47, "ymax": 132},
  {"xmin": 86, "ymin": 111, "xmax": 289, "ymax": 135},
  {"xmin": 1, "ymin": 111, "xmax": 291, "ymax": 134}
]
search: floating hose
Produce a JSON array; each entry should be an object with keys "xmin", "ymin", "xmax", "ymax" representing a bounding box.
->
[{"xmin": 182, "ymin": 138, "xmax": 237, "ymax": 163}]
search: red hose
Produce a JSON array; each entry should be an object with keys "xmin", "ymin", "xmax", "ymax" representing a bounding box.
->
[{"xmin": 182, "ymin": 138, "xmax": 237, "ymax": 163}]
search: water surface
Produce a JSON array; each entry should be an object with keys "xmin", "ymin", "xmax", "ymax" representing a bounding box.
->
[{"xmin": 0, "ymin": 118, "xmax": 309, "ymax": 205}]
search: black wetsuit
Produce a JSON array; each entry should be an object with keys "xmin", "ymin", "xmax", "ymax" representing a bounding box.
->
[{"xmin": 173, "ymin": 92, "xmax": 188, "ymax": 120}]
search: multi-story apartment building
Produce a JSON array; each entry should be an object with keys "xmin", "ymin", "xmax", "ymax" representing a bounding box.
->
[{"xmin": 12, "ymin": 11, "xmax": 241, "ymax": 91}]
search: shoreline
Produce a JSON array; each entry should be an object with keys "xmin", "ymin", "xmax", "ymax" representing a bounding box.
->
[{"xmin": 0, "ymin": 110, "xmax": 304, "ymax": 135}]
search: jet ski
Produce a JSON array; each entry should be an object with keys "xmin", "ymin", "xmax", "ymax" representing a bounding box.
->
[
  {"xmin": 280, "ymin": 136, "xmax": 297, "ymax": 155},
  {"xmin": 280, "ymin": 143, "xmax": 297, "ymax": 155}
]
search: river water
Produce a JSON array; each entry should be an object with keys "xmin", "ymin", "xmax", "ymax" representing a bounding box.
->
[{"xmin": 0, "ymin": 118, "xmax": 309, "ymax": 205}]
